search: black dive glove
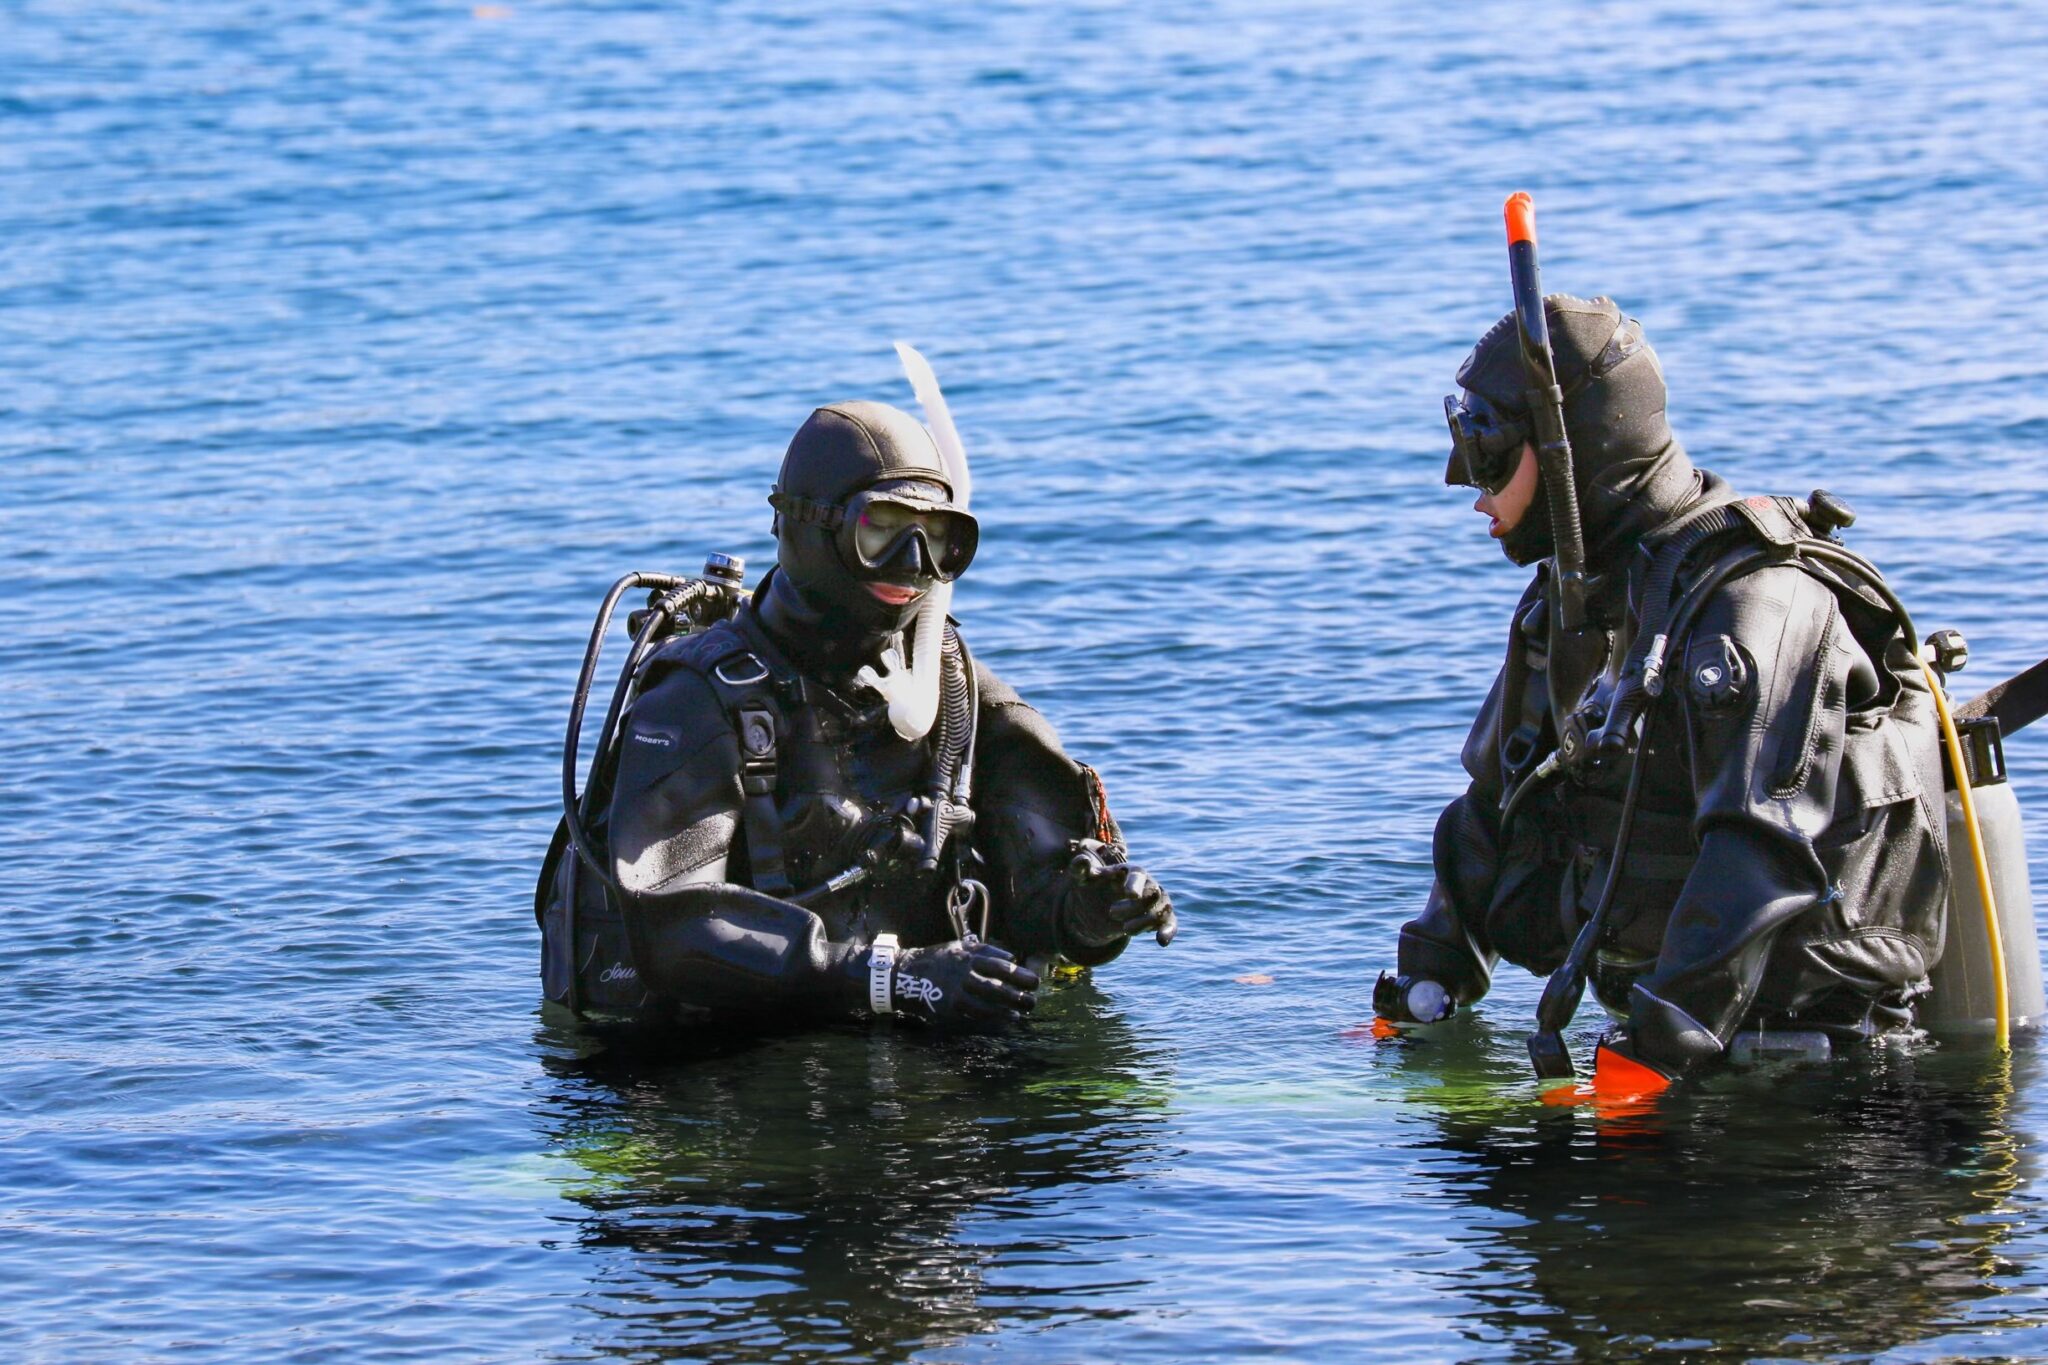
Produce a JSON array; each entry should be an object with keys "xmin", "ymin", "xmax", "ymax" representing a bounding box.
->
[
  {"xmin": 877, "ymin": 940, "xmax": 1040, "ymax": 1028},
  {"xmin": 1062, "ymin": 839, "xmax": 1177, "ymax": 949}
]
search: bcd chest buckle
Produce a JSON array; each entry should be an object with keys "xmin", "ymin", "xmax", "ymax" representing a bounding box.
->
[{"xmin": 733, "ymin": 699, "xmax": 792, "ymax": 896}]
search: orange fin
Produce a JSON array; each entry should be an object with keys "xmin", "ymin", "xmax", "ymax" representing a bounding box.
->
[{"xmin": 1593, "ymin": 1042, "xmax": 1673, "ymax": 1098}]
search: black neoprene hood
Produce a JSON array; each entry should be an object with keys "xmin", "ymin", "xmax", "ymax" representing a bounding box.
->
[
  {"xmin": 775, "ymin": 402, "xmax": 953, "ymax": 509},
  {"xmin": 1454, "ymin": 295, "xmax": 1673, "ymax": 474},
  {"xmin": 767, "ymin": 400, "xmax": 960, "ymax": 643},
  {"xmin": 1452, "ymin": 295, "xmax": 1691, "ymax": 567}
]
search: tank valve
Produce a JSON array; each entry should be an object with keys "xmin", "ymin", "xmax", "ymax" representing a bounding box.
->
[
  {"xmin": 1802, "ymin": 488, "xmax": 1856, "ymax": 535},
  {"xmin": 1926, "ymin": 628, "xmax": 1969, "ymax": 677},
  {"xmin": 703, "ymin": 552, "xmax": 746, "ymax": 593}
]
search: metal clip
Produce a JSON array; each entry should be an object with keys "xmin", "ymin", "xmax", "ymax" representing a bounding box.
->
[
  {"xmin": 946, "ymin": 878, "xmax": 991, "ymax": 946},
  {"xmin": 715, "ymin": 653, "xmax": 771, "ymax": 688}
]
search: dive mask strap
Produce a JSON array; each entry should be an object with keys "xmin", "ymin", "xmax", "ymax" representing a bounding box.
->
[{"xmin": 767, "ymin": 489, "xmax": 847, "ymax": 529}]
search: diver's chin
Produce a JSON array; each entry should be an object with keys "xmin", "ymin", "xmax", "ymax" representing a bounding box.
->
[{"xmin": 864, "ymin": 582, "xmax": 925, "ymax": 608}]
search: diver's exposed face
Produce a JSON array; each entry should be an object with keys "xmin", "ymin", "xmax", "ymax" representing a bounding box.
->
[
  {"xmin": 864, "ymin": 581, "xmax": 925, "ymax": 608},
  {"xmin": 1476, "ymin": 443, "xmax": 1539, "ymax": 540}
]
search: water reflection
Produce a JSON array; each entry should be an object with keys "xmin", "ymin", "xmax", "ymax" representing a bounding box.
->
[
  {"xmin": 533, "ymin": 983, "xmax": 1173, "ymax": 1362},
  {"xmin": 1389, "ymin": 1026, "xmax": 2033, "ymax": 1361}
]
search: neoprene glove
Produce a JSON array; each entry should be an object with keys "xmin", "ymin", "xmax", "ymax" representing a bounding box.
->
[
  {"xmin": 885, "ymin": 941, "xmax": 1039, "ymax": 1027},
  {"xmin": 1062, "ymin": 839, "xmax": 1177, "ymax": 949}
]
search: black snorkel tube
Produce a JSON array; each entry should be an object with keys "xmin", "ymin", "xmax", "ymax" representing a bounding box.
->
[
  {"xmin": 1505, "ymin": 192, "xmax": 1590, "ymax": 633},
  {"xmin": 1503, "ymin": 192, "xmax": 1599, "ymax": 1079}
]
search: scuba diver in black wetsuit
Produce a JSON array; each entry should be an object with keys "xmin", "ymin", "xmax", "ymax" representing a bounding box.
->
[
  {"xmin": 1373, "ymin": 200, "xmax": 1949, "ymax": 1083},
  {"xmin": 536, "ymin": 397, "xmax": 1176, "ymax": 1031}
]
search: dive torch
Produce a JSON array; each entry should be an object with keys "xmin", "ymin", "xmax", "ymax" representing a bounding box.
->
[{"xmin": 1505, "ymin": 192, "xmax": 1589, "ymax": 633}]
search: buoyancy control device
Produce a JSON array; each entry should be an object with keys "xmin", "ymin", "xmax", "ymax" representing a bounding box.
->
[
  {"xmin": 536, "ymin": 554, "xmax": 750, "ymax": 1015},
  {"xmin": 1524, "ymin": 505, "xmax": 2048, "ymax": 1074}
]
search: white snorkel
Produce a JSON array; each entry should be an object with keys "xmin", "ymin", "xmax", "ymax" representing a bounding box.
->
[{"xmin": 855, "ymin": 342, "xmax": 973, "ymax": 742}]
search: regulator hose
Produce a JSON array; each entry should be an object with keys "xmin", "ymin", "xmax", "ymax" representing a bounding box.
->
[
  {"xmin": 918, "ymin": 627, "xmax": 975, "ymax": 873},
  {"xmin": 1498, "ymin": 751, "xmax": 1563, "ymax": 841},
  {"xmin": 1528, "ymin": 716, "xmax": 1652, "ymax": 1080},
  {"xmin": 1924, "ymin": 657, "xmax": 2011, "ymax": 1049},
  {"xmin": 1587, "ymin": 502, "xmax": 1748, "ymax": 756},
  {"xmin": 1789, "ymin": 540, "xmax": 1920, "ymax": 663},
  {"xmin": 560, "ymin": 571, "xmax": 690, "ymax": 889},
  {"xmin": 1502, "ymin": 510, "xmax": 1762, "ymax": 841}
]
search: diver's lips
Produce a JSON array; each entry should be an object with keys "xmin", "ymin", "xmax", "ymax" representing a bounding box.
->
[{"xmin": 866, "ymin": 583, "xmax": 924, "ymax": 606}]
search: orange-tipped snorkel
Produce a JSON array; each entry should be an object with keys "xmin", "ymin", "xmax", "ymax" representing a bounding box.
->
[
  {"xmin": 1504, "ymin": 190, "xmax": 1536, "ymax": 246},
  {"xmin": 1504, "ymin": 193, "xmax": 1603, "ymax": 1082},
  {"xmin": 1501, "ymin": 191, "xmax": 1589, "ymax": 633}
]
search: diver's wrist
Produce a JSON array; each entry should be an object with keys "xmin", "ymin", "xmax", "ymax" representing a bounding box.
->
[{"xmin": 867, "ymin": 933, "xmax": 900, "ymax": 1015}]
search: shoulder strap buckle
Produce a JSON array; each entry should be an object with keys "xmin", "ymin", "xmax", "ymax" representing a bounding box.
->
[
  {"xmin": 732, "ymin": 700, "xmax": 791, "ymax": 896},
  {"xmin": 737, "ymin": 704, "xmax": 776, "ymax": 766}
]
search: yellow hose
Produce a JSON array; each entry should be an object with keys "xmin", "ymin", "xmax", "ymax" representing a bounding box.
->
[{"xmin": 1922, "ymin": 656, "xmax": 2011, "ymax": 1050}]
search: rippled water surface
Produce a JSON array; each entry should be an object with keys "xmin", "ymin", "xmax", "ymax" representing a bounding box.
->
[{"xmin": 6, "ymin": 1, "xmax": 2048, "ymax": 1360}]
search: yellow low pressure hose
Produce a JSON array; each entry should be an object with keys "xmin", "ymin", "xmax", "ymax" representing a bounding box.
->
[{"xmin": 1923, "ymin": 656, "xmax": 2011, "ymax": 1050}]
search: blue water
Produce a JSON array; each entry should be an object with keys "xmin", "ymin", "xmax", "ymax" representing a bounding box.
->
[{"xmin": 6, "ymin": 1, "xmax": 2048, "ymax": 1360}]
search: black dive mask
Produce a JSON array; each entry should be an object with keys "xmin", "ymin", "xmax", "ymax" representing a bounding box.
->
[
  {"xmin": 770, "ymin": 484, "xmax": 979, "ymax": 583},
  {"xmin": 1443, "ymin": 390, "xmax": 1528, "ymax": 494}
]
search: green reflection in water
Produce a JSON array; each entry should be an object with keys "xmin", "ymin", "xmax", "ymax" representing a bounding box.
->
[
  {"xmin": 533, "ymin": 981, "xmax": 1175, "ymax": 1362},
  {"xmin": 1379, "ymin": 1018, "xmax": 2044, "ymax": 1363}
]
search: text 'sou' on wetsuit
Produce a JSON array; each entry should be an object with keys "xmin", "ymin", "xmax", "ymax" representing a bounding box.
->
[
  {"xmin": 536, "ymin": 599, "xmax": 1129, "ymax": 1022},
  {"xmin": 1399, "ymin": 479, "xmax": 1950, "ymax": 1071}
]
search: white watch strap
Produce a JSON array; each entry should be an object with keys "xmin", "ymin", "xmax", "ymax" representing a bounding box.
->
[{"xmin": 869, "ymin": 934, "xmax": 900, "ymax": 1015}]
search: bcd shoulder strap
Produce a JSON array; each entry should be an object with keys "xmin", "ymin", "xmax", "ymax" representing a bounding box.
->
[
  {"xmin": 1729, "ymin": 494, "xmax": 1810, "ymax": 550},
  {"xmin": 700, "ymin": 646, "xmax": 794, "ymax": 898},
  {"xmin": 614, "ymin": 624, "xmax": 798, "ymax": 899}
]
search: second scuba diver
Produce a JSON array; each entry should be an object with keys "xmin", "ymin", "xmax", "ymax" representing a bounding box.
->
[
  {"xmin": 1375, "ymin": 216, "xmax": 1951, "ymax": 1082},
  {"xmin": 537, "ymin": 398, "xmax": 1176, "ymax": 1031}
]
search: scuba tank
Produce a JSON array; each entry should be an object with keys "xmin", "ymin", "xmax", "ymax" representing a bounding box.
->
[{"xmin": 1920, "ymin": 639, "xmax": 2047, "ymax": 1036}]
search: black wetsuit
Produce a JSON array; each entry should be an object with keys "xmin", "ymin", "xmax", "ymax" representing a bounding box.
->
[
  {"xmin": 536, "ymin": 589, "xmax": 1130, "ymax": 1022},
  {"xmin": 1399, "ymin": 471, "xmax": 1950, "ymax": 1071}
]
